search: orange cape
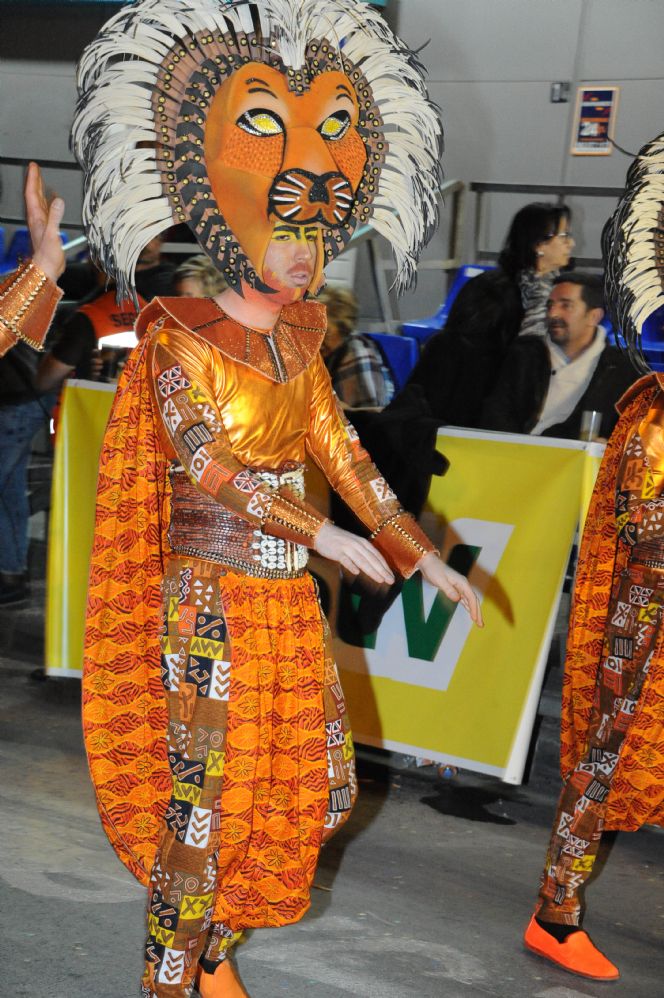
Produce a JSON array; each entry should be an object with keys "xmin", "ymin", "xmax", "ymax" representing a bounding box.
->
[
  {"xmin": 82, "ymin": 333, "xmax": 172, "ymax": 885},
  {"xmin": 561, "ymin": 374, "xmax": 664, "ymax": 831}
]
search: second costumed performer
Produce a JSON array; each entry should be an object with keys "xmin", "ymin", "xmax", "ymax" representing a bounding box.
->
[
  {"xmin": 74, "ymin": 1, "xmax": 483, "ymax": 995},
  {"xmin": 523, "ymin": 131, "xmax": 664, "ymax": 981}
]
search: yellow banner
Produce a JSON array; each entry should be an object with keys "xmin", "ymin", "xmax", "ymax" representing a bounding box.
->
[
  {"xmin": 45, "ymin": 381, "xmax": 114, "ymax": 677},
  {"xmin": 315, "ymin": 429, "xmax": 604, "ymax": 783}
]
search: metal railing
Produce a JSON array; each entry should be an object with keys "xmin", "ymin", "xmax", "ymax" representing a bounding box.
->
[
  {"xmin": 348, "ymin": 178, "xmax": 466, "ymax": 332},
  {"xmin": 0, "ymin": 155, "xmax": 85, "ymax": 244},
  {"xmin": 470, "ymin": 181, "xmax": 624, "ymax": 269}
]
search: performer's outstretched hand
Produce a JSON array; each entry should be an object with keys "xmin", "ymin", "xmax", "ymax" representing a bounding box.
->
[
  {"xmin": 314, "ymin": 521, "xmax": 395, "ymax": 586},
  {"xmin": 417, "ymin": 551, "xmax": 484, "ymax": 627},
  {"xmin": 24, "ymin": 162, "xmax": 66, "ymax": 282}
]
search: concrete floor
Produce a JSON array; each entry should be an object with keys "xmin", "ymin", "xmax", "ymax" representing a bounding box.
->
[{"xmin": 1, "ymin": 583, "xmax": 663, "ymax": 998}]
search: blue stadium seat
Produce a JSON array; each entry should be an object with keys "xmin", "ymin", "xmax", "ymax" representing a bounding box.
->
[
  {"xmin": 599, "ymin": 316, "xmax": 617, "ymax": 347},
  {"xmin": 641, "ymin": 304, "xmax": 664, "ymax": 347},
  {"xmin": 401, "ymin": 263, "xmax": 496, "ymax": 345},
  {"xmin": 0, "ymin": 226, "xmax": 69, "ymax": 275},
  {"xmin": 365, "ymin": 333, "xmax": 419, "ymax": 392},
  {"xmin": 1, "ymin": 227, "xmax": 31, "ymax": 273}
]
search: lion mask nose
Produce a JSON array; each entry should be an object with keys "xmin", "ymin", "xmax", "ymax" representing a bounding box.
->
[{"xmin": 268, "ymin": 169, "xmax": 354, "ymax": 227}]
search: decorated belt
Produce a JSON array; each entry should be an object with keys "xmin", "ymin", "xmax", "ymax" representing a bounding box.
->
[{"xmin": 168, "ymin": 464, "xmax": 309, "ymax": 579}]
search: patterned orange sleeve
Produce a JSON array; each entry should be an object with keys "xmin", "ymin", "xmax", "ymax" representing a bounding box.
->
[
  {"xmin": 306, "ymin": 354, "xmax": 435, "ymax": 577},
  {"xmin": 148, "ymin": 328, "xmax": 327, "ymax": 546},
  {"xmin": 0, "ymin": 261, "xmax": 63, "ymax": 356}
]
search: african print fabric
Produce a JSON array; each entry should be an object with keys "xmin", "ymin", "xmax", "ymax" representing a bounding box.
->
[
  {"xmin": 537, "ymin": 421, "xmax": 664, "ymax": 922},
  {"xmin": 83, "ymin": 301, "xmax": 429, "ymax": 891},
  {"xmin": 84, "ymin": 299, "xmax": 431, "ymax": 997},
  {"xmin": 83, "ymin": 337, "xmax": 172, "ymax": 887},
  {"xmin": 142, "ymin": 559, "xmax": 356, "ymax": 996},
  {"xmin": 559, "ymin": 374, "xmax": 664, "ymax": 831}
]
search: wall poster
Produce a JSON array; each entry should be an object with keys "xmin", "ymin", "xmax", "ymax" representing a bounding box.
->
[{"xmin": 570, "ymin": 85, "xmax": 619, "ymax": 155}]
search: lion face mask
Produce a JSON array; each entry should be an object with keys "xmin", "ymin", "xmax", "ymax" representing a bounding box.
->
[{"xmin": 72, "ymin": 0, "xmax": 442, "ymax": 304}]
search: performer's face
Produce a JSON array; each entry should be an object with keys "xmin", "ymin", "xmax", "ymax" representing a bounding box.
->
[
  {"xmin": 204, "ymin": 62, "xmax": 367, "ymax": 294},
  {"xmin": 254, "ymin": 224, "xmax": 318, "ymax": 305}
]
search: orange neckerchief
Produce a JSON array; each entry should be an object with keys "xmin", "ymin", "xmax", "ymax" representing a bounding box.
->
[{"xmin": 136, "ymin": 296, "xmax": 326, "ymax": 382}]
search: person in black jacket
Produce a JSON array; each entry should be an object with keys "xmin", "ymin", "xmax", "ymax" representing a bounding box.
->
[
  {"xmin": 402, "ymin": 202, "xmax": 573, "ymax": 427},
  {"xmin": 481, "ymin": 273, "xmax": 637, "ymax": 439}
]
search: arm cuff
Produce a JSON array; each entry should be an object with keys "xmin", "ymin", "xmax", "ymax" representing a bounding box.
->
[
  {"xmin": 0, "ymin": 261, "xmax": 63, "ymax": 352},
  {"xmin": 262, "ymin": 486, "xmax": 328, "ymax": 547},
  {"xmin": 371, "ymin": 512, "xmax": 436, "ymax": 578}
]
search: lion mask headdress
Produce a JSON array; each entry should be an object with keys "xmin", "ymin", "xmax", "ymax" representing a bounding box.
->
[{"xmin": 71, "ymin": 0, "xmax": 443, "ymax": 304}]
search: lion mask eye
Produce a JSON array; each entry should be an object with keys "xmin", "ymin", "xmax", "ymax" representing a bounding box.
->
[
  {"xmin": 237, "ymin": 108, "xmax": 284, "ymax": 137},
  {"xmin": 318, "ymin": 110, "xmax": 351, "ymax": 141}
]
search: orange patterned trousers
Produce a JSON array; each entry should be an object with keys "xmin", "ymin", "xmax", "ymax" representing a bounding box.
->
[
  {"xmin": 141, "ymin": 559, "xmax": 357, "ymax": 997},
  {"xmin": 537, "ymin": 548, "xmax": 661, "ymax": 924}
]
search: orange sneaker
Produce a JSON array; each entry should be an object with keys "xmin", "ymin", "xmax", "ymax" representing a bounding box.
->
[{"xmin": 523, "ymin": 915, "xmax": 620, "ymax": 981}]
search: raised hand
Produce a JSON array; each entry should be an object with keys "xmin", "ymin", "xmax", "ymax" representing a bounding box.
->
[
  {"xmin": 417, "ymin": 551, "xmax": 484, "ymax": 627},
  {"xmin": 24, "ymin": 162, "xmax": 65, "ymax": 283},
  {"xmin": 314, "ymin": 521, "xmax": 395, "ymax": 586}
]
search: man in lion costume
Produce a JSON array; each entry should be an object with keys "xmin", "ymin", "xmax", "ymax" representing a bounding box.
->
[{"xmin": 72, "ymin": 2, "xmax": 481, "ymax": 995}]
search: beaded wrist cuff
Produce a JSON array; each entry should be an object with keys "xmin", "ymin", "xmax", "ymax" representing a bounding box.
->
[
  {"xmin": 371, "ymin": 511, "xmax": 436, "ymax": 579},
  {"xmin": 0, "ymin": 261, "xmax": 63, "ymax": 352},
  {"xmin": 262, "ymin": 487, "xmax": 327, "ymax": 548}
]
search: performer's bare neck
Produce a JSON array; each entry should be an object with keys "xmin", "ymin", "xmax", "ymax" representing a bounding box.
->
[{"xmin": 214, "ymin": 286, "xmax": 282, "ymax": 333}]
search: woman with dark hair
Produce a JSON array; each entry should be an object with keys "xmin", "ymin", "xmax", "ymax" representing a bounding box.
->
[
  {"xmin": 501, "ymin": 202, "xmax": 574, "ymax": 337},
  {"xmin": 402, "ymin": 202, "xmax": 574, "ymax": 427}
]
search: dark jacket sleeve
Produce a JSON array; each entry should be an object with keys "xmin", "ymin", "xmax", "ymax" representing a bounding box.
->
[
  {"xmin": 543, "ymin": 346, "xmax": 639, "ymax": 440},
  {"xmin": 480, "ymin": 336, "xmax": 551, "ymax": 433},
  {"xmin": 51, "ymin": 312, "xmax": 97, "ymax": 374},
  {"xmin": 402, "ymin": 270, "xmax": 524, "ymax": 427}
]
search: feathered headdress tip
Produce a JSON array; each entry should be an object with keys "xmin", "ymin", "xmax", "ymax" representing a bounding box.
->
[{"xmin": 603, "ymin": 129, "xmax": 664, "ymax": 372}]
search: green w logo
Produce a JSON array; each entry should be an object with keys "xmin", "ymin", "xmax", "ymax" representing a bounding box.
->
[{"xmin": 342, "ymin": 544, "xmax": 481, "ymax": 658}]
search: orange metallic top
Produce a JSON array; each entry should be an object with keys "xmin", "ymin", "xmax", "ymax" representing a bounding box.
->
[{"xmin": 145, "ymin": 297, "xmax": 434, "ymax": 576}]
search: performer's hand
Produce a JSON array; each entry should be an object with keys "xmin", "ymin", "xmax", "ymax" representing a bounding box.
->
[
  {"xmin": 314, "ymin": 521, "xmax": 395, "ymax": 585},
  {"xmin": 24, "ymin": 162, "xmax": 66, "ymax": 283},
  {"xmin": 417, "ymin": 551, "xmax": 484, "ymax": 627}
]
